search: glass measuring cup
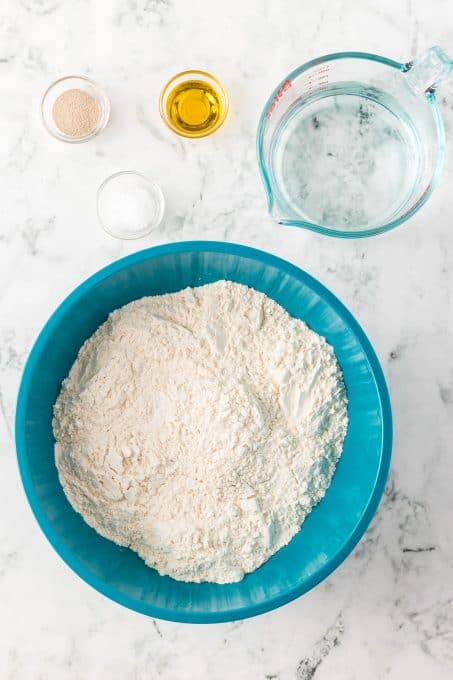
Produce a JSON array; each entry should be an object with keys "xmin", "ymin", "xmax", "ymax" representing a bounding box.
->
[{"xmin": 257, "ymin": 47, "xmax": 452, "ymax": 238}]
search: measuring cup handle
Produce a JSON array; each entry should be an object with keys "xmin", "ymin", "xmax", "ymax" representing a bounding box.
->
[{"xmin": 405, "ymin": 46, "xmax": 453, "ymax": 94}]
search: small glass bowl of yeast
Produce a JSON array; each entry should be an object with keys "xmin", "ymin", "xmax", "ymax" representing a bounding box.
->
[{"xmin": 41, "ymin": 75, "xmax": 110, "ymax": 143}]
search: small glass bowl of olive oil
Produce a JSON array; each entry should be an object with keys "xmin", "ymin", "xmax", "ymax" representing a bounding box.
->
[{"xmin": 159, "ymin": 69, "xmax": 229, "ymax": 138}]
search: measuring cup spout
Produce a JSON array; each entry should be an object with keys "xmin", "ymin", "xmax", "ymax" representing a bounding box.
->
[
  {"xmin": 269, "ymin": 202, "xmax": 286, "ymax": 223},
  {"xmin": 259, "ymin": 171, "xmax": 288, "ymax": 222},
  {"xmin": 406, "ymin": 46, "xmax": 453, "ymax": 95}
]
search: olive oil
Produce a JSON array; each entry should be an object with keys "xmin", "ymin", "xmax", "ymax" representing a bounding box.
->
[{"xmin": 161, "ymin": 71, "xmax": 228, "ymax": 138}]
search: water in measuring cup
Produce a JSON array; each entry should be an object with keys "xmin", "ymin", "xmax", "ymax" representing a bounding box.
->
[{"xmin": 270, "ymin": 83, "xmax": 421, "ymax": 230}]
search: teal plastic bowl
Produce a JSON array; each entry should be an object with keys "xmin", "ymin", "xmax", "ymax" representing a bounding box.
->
[{"xmin": 15, "ymin": 242, "xmax": 392, "ymax": 623}]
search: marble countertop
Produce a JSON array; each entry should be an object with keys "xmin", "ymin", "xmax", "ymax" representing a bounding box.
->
[{"xmin": 1, "ymin": 0, "xmax": 453, "ymax": 677}]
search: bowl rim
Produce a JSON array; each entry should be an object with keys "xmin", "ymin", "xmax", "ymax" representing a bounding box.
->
[{"xmin": 15, "ymin": 241, "xmax": 392, "ymax": 623}]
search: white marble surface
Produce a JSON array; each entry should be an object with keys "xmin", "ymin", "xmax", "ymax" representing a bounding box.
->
[{"xmin": 1, "ymin": 0, "xmax": 453, "ymax": 677}]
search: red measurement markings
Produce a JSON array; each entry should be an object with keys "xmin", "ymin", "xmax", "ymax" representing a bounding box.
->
[
  {"xmin": 317, "ymin": 75, "xmax": 329, "ymax": 91},
  {"xmin": 266, "ymin": 79, "xmax": 292, "ymax": 119},
  {"xmin": 301, "ymin": 63, "xmax": 330, "ymax": 93},
  {"xmin": 265, "ymin": 65, "xmax": 331, "ymax": 118},
  {"xmin": 304, "ymin": 68, "xmax": 330, "ymax": 94}
]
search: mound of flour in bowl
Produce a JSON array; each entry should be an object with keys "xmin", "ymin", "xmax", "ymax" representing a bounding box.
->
[{"xmin": 53, "ymin": 281, "xmax": 348, "ymax": 584}]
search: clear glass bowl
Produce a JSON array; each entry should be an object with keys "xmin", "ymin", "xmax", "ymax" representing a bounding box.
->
[
  {"xmin": 159, "ymin": 69, "xmax": 229, "ymax": 138},
  {"xmin": 41, "ymin": 75, "xmax": 110, "ymax": 143},
  {"xmin": 97, "ymin": 171, "xmax": 165, "ymax": 239}
]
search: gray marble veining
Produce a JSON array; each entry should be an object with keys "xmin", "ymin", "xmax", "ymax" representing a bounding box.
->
[{"xmin": 1, "ymin": 0, "xmax": 453, "ymax": 678}]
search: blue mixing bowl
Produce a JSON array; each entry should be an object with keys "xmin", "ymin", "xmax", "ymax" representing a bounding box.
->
[{"xmin": 15, "ymin": 242, "xmax": 392, "ymax": 623}]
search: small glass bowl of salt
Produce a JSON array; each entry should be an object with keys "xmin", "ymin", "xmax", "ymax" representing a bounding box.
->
[{"xmin": 97, "ymin": 171, "xmax": 165, "ymax": 239}]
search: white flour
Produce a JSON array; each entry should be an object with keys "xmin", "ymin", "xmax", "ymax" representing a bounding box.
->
[{"xmin": 53, "ymin": 281, "xmax": 348, "ymax": 584}]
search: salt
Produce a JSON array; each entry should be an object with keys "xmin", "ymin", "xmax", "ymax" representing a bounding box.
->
[{"xmin": 97, "ymin": 171, "xmax": 164, "ymax": 239}]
